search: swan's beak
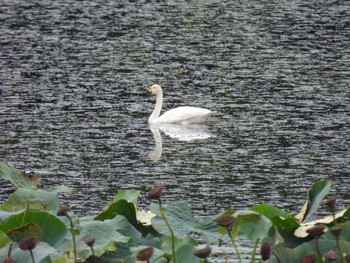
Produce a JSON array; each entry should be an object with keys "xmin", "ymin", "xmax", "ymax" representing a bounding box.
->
[{"xmin": 147, "ymin": 87, "xmax": 153, "ymax": 94}]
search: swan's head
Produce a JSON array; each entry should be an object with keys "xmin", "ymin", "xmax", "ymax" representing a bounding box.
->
[{"xmin": 148, "ymin": 84, "xmax": 162, "ymax": 95}]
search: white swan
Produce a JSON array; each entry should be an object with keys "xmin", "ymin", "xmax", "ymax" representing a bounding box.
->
[{"xmin": 148, "ymin": 84, "xmax": 213, "ymax": 124}]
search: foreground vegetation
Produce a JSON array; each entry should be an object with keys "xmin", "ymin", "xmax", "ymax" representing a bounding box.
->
[{"xmin": 0, "ymin": 160, "xmax": 350, "ymax": 263}]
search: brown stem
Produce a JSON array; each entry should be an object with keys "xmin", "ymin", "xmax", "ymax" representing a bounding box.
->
[
  {"xmin": 29, "ymin": 249, "xmax": 35, "ymax": 263},
  {"xmin": 67, "ymin": 215, "xmax": 77, "ymax": 263},
  {"xmin": 7, "ymin": 243, "xmax": 13, "ymax": 258}
]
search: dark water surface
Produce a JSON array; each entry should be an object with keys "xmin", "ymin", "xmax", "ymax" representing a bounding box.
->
[{"xmin": 1, "ymin": 0, "xmax": 349, "ymax": 220}]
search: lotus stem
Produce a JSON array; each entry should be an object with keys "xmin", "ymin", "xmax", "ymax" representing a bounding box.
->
[
  {"xmin": 227, "ymin": 228, "xmax": 241, "ymax": 263},
  {"xmin": 315, "ymin": 237, "xmax": 324, "ymax": 263},
  {"xmin": 336, "ymin": 238, "xmax": 346, "ymax": 263},
  {"xmin": 272, "ymin": 252, "xmax": 282, "ymax": 263},
  {"xmin": 340, "ymin": 235, "xmax": 350, "ymax": 253},
  {"xmin": 6, "ymin": 243, "xmax": 14, "ymax": 261},
  {"xmin": 57, "ymin": 206, "xmax": 77, "ymax": 262},
  {"xmin": 84, "ymin": 237, "xmax": 96, "ymax": 257},
  {"xmin": 159, "ymin": 198, "xmax": 176, "ymax": 263},
  {"xmin": 250, "ymin": 238, "xmax": 260, "ymax": 263},
  {"xmin": 29, "ymin": 249, "xmax": 35, "ymax": 263},
  {"xmin": 8, "ymin": 243, "xmax": 13, "ymax": 257},
  {"xmin": 67, "ymin": 215, "xmax": 78, "ymax": 263}
]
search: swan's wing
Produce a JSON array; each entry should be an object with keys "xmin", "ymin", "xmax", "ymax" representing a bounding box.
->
[{"xmin": 158, "ymin": 106, "xmax": 212, "ymax": 124}]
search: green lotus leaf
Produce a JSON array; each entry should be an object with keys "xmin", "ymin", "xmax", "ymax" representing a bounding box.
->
[
  {"xmin": 95, "ymin": 199, "xmax": 138, "ymax": 226},
  {"xmin": 250, "ymin": 204, "xmax": 293, "ymax": 220},
  {"xmin": 173, "ymin": 243, "xmax": 200, "ymax": 263},
  {"xmin": 6, "ymin": 223, "xmax": 42, "ymax": 242},
  {"xmin": 97, "ymin": 234, "xmax": 162, "ymax": 262},
  {"xmin": 0, "ymin": 230, "xmax": 11, "ymax": 249},
  {"xmin": 161, "ymin": 235, "xmax": 198, "ymax": 256},
  {"xmin": 231, "ymin": 210, "xmax": 273, "ymax": 240},
  {"xmin": 76, "ymin": 215, "xmax": 131, "ymax": 260},
  {"xmin": 150, "ymin": 202, "xmax": 220, "ymax": 242},
  {"xmin": 0, "ymin": 211, "xmax": 68, "ymax": 248},
  {"xmin": 0, "ymin": 242, "xmax": 64, "ymax": 263},
  {"xmin": 114, "ymin": 189, "xmax": 140, "ymax": 204},
  {"xmin": 301, "ymin": 180, "xmax": 332, "ymax": 223},
  {"xmin": 266, "ymin": 247, "xmax": 305, "ymax": 263},
  {"xmin": 0, "ymin": 160, "xmax": 37, "ymax": 189},
  {"xmin": 250, "ymin": 203, "xmax": 299, "ymax": 232},
  {"xmin": 0, "ymin": 187, "xmax": 72, "ymax": 212},
  {"xmin": 267, "ymin": 220, "xmax": 350, "ymax": 262},
  {"xmin": 100, "ymin": 189, "xmax": 140, "ymax": 212}
]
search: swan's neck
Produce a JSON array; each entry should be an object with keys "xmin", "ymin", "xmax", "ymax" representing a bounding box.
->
[{"xmin": 149, "ymin": 90, "xmax": 163, "ymax": 123}]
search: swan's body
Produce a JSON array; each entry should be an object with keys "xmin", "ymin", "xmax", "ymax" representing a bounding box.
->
[{"xmin": 148, "ymin": 84, "xmax": 212, "ymax": 124}]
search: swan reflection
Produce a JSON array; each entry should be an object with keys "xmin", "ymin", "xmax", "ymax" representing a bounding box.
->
[{"xmin": 148, "ymin": 124, "xmax": 212, "ymax": 162}]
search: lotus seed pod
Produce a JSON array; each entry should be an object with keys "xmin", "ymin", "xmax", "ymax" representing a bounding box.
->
[
  {"xmin": 298, "ymin": 254, "xmax": 316, "ymax": 263},
  {"xmin": 217, "ymin": 215, "xmax": 235, "ymax": 228},
  {"xmin": 148, "ymin": 185, "xmax": 163, "ymax": 200},
  {"xmin": 331, "ymin": 227, "xmax": 342, "ymax": 237},
  {"xmin": 136, "ymin": 247, "xmax": 154, "ymax": 261},
  {"xmin": 260, "ymin": 241, "xmax": 272, "ymax": 260},
  {"xmin": 305, "ymin": 225, "xmax": 326, "ymax": 238},
  {"xmin": 324, "ymin": 196, "xmax": 337, "ymax": 209},
  {"xmin": 324, "ymin": 250, "xmax": 338, "ymax": 260},
  {"xmin": 194, "ymin": 246, "xmax": 211, "ymax": 259},
  {"xmin": 57, "ymin": 205, "xmax": 70, "ymax": 216},
  {"xmin": 84, "ymin": 236, "xmax": 96, "ymax": 247},
  {"xmin": 19, "ymin": 237, "xmax": 37, "ymax": 251}
]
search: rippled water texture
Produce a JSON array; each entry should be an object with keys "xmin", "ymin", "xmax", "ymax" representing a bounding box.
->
[{"xmin": 0, "ymin": 0, "xmax": 349, "ymax": 218}]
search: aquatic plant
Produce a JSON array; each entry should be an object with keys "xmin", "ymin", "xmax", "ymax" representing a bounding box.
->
[
  {"xmin": 18, "ymin": 237, "xmax": 37, "ymax": 263},
  {"xmin": 57, "ymin": 205, "xmax": 77, "ymax": 263},
  {"xmin": 217, "ymin": 215, "xmax": 241, "ymax": 262},
  {"xmin": 1, "ymin": 160, "xmax": 350, "ymax": 262},
  {"xmin": 148, "ymin": 185, "xmax": 177, "ymax": 263}
]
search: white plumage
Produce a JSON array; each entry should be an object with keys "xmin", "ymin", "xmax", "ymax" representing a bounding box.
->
[{"xmin": 148, "ymin": 84, "xmax": 212, "ymax": 124}]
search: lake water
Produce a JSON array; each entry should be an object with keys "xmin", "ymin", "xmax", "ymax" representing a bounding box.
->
[{"xmin": 1, "ymin": 0, "xmax": 349, "ymax": 223}]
